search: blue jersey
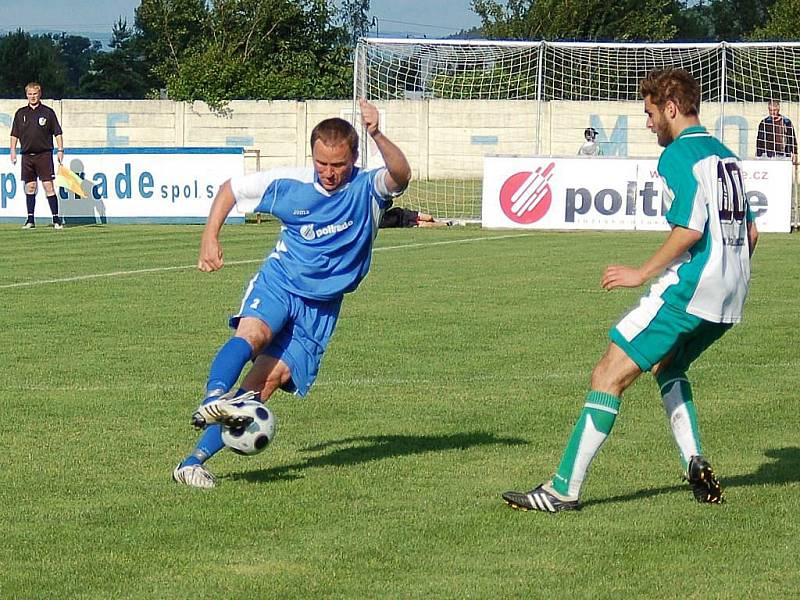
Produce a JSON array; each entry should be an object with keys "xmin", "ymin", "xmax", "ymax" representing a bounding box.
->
[{"xmin": 231, "ymin": 166, "xmax": 393, "ymax": 301}]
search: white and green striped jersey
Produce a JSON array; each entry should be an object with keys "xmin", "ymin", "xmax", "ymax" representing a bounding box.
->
[{"xmin": 651, "ymin": 125, "xmax": 754, "ymax": 324}]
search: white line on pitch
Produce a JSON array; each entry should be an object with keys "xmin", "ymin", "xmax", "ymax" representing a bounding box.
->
[{"xmin": 0, "ymin": 232, "xmax": 537, "ymax": 290}]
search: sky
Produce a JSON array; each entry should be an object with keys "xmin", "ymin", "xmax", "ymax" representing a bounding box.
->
[{"xmin": 0, "ymin": 0, "xmax": 483, "ymax": 42}]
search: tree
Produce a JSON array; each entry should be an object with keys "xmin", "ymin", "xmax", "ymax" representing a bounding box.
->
[
  {"xmin": 0, "ymin": 30, "xmax": 68, "ymax": 98},
  {"xmin": 666, "ymin": 0, "xmax": 714, "ymax": 40},
  {"xmin": 135, "ymin": 0, "xmax": 210, "ymax": 91},
  {"xmin": 340, "ymin": 0, "xmax": 371, "ymax": 46},
  {"xmin": 53, "ymin": 33, "xmax": 102, "ymax": 95},
  {"xmin": 707, "ymin": 0, "xmax": 777, "ymax": 40},
  {"xmin": 135, "ymin": 0, "xmax": 353, "ymax": 107},
  {"xmin": 471, "ymin": 0, "xmax": 677, "ymax": 41},
  {"xmin": 79, "ymin": 19, "xmax": 154, "ymax": 99},
  {"xmin": 750, "ymin": 0, "xmax": 800, "ymax": 40}
]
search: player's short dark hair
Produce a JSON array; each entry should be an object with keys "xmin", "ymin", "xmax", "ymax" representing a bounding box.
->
[
  {"xmin": 584, "ymin": 127, "xmax": 597, "ymax": 141},
  {"xmin": 639, "ymin": 68, "xmax": 700, "ymax": 116},
  {"xmin": 310, "ymin": 118, "xmax": 359, "ymax": 158}
]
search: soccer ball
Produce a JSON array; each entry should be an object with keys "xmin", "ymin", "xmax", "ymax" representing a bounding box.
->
[{"xmin": 221, "ymin": 400, "xmax": 277, "ymax": 456}]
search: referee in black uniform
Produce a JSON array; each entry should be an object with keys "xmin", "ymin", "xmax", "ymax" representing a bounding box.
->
[{"xmin": 9, "ymin": 82, "xmax": 64, "ymax": 229}]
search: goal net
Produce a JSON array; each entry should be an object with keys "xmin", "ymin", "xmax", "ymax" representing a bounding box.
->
[{"xmin": 354, "ymin": 39, "xmax": 800, "ymax": 225}]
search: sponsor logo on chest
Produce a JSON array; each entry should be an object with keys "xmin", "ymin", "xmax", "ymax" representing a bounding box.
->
[{"xmin": 300, "ymin": 220, "xmax": 354, "ymax": 241}]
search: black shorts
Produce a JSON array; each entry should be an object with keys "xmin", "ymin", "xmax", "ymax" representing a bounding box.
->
[
  {"xmin": 21, "ymin": 153, "xmax": 56, "ymax": 183},
  {"xmin": 380, "ymin": 207, "xmax": 419, "ymax": 228}
]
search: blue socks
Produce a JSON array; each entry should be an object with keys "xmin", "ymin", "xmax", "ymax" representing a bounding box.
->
[
  {"xmin": 206, "ymin": 336, "xmax": 253, "ymax": 396},
  {"xmin": 181, "ymin": 387, "xmax": 263, "ymax": 467},
  {"xmin": 180, "ymin": 336, "xmax": 255, "ymax": 469},
  {"xmin": 181, "ymin": 425, "xmax": 224, "ymax": 467}
]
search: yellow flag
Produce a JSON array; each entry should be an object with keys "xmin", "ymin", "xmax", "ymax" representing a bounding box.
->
[{"xmin": 56, "ymin": 164, "xmax": 86, "ymax": 197}]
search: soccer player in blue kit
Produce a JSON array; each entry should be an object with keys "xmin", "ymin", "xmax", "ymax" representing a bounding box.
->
[
  {"xmin": 502, "ymin": 68, "xmax": 759, "ymax": 512},
  {"xmin": 173, "ymin": 99, "xmax": 411, "ymax": 488}
]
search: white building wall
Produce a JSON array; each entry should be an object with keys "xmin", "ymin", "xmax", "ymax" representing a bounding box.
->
[{"xmin": 2, "ymin": 98, "xmax": 795, "ymax": 180}]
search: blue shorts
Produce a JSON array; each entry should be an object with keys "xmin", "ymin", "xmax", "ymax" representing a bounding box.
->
[
  {"xmin": 230, "ymin": 272, "xmax": 342, "ymax": 396},
  {"xmin": 610, "ymin": 296, "xmax": 732, "ymax": 372}
]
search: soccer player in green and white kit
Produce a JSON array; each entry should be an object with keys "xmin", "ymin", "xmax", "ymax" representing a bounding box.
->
[{"xmin": 502, "ymin": 68, "xmax": 759, "ymax": 512}]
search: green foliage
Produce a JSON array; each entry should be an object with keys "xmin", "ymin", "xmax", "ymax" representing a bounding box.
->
[
  {"xmin": 666, "ymin": 0, "xmax": 715, "ymax": 39},
  {"xmin": 340, "ymin": 0, "xmax": 372, "ymax": 46},
  {"xmin": 751, "ymin": 0, "xmax": 800, "ymax": 40},
  {"xmin": 135, "ymin": 0, "xmax": 353, "ymax": 108},
  {"xmin": 54, "ymin": 34, "xmax": 102, "ymax": 92},
  {"xmin": 0, "ymin": 224, "xmax": 799, "ymax": 596},
  {"xmin": 707, "ymin": 0, "xmax": 777, "ymax": 40},
  {"xmin": 79, "ymin": 19, "xmax": 156, "ymax": 99},
  {"xmin": 0, "ymin": 30, "xmax": 69, "ymax": 98},
  {"xmin": 471, "ymin": 0, "xmax": 677, "ymax": 41}
]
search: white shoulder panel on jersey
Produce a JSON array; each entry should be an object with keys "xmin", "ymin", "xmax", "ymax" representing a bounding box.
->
[
  {"xmin": 231, "ymin": 167, "xmax": 315, "ymax": 213},
  {"xmin": 371, "ymin": 167, "xmax": 406, "ymax": 199}
]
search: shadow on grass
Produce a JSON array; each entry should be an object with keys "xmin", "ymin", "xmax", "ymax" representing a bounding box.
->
[
  {"xmin": 228, "ymin": 431, "xmax": 526, "ymax": 483},
  {"xmin": 582, "ymin": 446, "xmax": 800, "ymax": 508}
]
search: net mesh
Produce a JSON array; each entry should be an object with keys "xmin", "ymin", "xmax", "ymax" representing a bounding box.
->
[{"xmin": 355, "ymin": 39, "xmax": 800, "ymax": 225}]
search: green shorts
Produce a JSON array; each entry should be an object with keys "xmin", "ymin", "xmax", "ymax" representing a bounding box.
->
[{"xmin": 610, "ymin": 296, "xmax": 732, "ymax": 372}]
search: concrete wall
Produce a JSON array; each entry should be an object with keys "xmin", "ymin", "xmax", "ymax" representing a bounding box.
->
[{"xmin": 2, "ymin": 98, "xmax": 796, "ymax": 180}]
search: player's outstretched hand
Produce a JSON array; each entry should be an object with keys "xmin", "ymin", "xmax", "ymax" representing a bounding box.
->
[
  {"xmin": 602, "ymin": 265, "xmax": 645, "ymax": 290},
  {"xmin": 359, "ymin": 98, "xmax": 380, "ymax": 136},
  {"xmin": 198, "ymin": 237, "xmax": 224, "ymax": 272}
]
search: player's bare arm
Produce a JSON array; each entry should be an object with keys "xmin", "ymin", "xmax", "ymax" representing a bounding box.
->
[
  {"xmin": 9, "ymin": 135, "xmax": 17, "ymax": 164},
  {"xmin": 747, "ymin": 220, "xmax": 759, "ymax": 257},
  {"xmin": 602, "ymin": 226, "xmax": 703, "ymax": 290},
  {"xmin": 358, "ymin": 98, "xmax": 411, "ymax": 194},
  {"xmin": 198, "ymin": 179, "xmax": 237, "ymax": 272},
  {"xmin": 55, "ymin": 134, "xmax": 64, "ymax": 164}
]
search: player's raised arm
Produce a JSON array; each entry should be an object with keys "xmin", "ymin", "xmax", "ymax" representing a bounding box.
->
[
  {"xmin": 198, "ymin": 179, "xmax": 237, "ymax": 272},
  {"xmin": 359, "ymin": 98, "xmax": 411, "ymax": 194}
]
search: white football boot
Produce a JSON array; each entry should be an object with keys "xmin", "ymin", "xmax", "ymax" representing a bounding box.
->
[
  {"xmin": 172, "ymin": 463, "xmax": 217, "ymax": 489},
  {"xmin": 191, "ymin": 389, "xmax": 259, "ymax": 429}
]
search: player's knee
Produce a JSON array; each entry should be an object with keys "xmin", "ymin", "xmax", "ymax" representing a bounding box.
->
[
  {"xmin": 589, "ymin": 365, "xmax": 617, "ymax": 394},
  {"xmin": 590, "ymin": 363, "xmax": 636, "ymax": 396},
  {"xmin": 235, "ymin": 318, "xmax": 272, "ymax": 353}
]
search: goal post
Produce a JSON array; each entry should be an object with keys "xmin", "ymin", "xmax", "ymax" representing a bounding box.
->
[{"xmin": 354, "ymin": 38, "xmax": 800, "ymax": 226}]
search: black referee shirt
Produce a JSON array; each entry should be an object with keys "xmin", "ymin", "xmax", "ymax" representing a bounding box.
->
[{"xmin": 10, "ymin": 104, "xmax": 62, "ymax": 154}]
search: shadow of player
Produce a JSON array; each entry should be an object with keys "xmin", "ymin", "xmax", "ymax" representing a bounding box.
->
[
  {"xmin": 581, "ymin": 446, "xmax": 800, "ymax": 508},
  {"xmin": 228, "ymin": 431, "xmax": 526, "ymax": 483}
]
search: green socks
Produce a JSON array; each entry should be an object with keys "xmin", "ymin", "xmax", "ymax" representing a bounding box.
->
[{"xmin": 550, "ymin": 391, "xmax": 620, "ymax": 499}]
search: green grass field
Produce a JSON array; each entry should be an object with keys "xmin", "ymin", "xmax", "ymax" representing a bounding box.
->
[{"xmin": 1, "ymin": 223, "xmax": 798, "ymax": 598}]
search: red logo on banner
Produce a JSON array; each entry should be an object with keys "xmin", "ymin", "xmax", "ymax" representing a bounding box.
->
[{"xmin": 499, "ymin": 162, "xmax": 556, "ymax": 224}]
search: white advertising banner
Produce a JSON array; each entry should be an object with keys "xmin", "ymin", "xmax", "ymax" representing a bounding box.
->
[
  {"xmin": 0, "ymin": 148, "xmax": 245, "ymax": 223},
  {"xmin": 482, "ymin": 156, "xmax": 792, "ymax": 233}
]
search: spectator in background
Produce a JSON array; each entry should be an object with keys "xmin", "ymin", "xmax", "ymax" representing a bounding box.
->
[
  {"xmin": 379, "ymin": 201, "xmax": 461, "ymax": 228},
  {"xmin": 9, "ymin": 82, "xmax": 65, "ymax": 229},
  {"xmin": 756, "ymin": 100, "xmax": 797, "ymax": 164},
  {"xmin": 578, "ymin": 127, "xmax": 602, "ymax": 156}
]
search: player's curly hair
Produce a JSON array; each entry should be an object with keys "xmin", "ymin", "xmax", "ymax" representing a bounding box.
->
[
  {"xmin": 639, "ymin": 68, "xmax": 700, "ymax": 116},
  {"xmin": 310, "ymin": 118, "xmax": 359, "ymax": 158}
]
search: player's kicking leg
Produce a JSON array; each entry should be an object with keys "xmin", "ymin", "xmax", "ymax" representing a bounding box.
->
[
  {"xmin": 174, "ymin": 356, "xmax": 291, "ymax": 489},
  {"xmin": 174, "ymin": 389, "xmax": 260, "ymax": 489}
]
